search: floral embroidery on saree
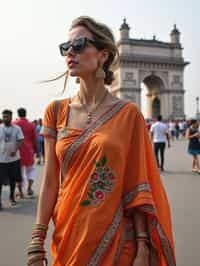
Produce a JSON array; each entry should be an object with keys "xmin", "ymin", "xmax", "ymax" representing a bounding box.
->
[{"xmin": 81, "ymin": 155, "xmax": 115, "ymax": 207}]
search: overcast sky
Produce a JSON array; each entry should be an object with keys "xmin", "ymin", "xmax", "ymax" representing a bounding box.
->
[{"xmin": 0, "ymin": 0, "xmax": 199, "ymax": 120}]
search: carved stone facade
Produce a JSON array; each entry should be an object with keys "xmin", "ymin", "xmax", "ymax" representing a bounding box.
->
[{"xmin": 110, "ymin": 20, "xmax": 189, "ymax": 119}]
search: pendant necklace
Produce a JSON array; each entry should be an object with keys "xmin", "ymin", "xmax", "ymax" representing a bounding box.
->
[{"xmin": 77, "ymin": 90, "xmax": 108, "ymax": 124}]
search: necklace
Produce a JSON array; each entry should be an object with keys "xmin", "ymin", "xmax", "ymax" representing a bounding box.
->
[{"xmin": 77, "ymin": 90, "xmax": 108, "ymax": 124}]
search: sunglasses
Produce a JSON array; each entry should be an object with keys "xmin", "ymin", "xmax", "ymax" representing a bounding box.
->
[{"xmin": 59, "ymin": 37, "xmax": 101, "ymax": 56}]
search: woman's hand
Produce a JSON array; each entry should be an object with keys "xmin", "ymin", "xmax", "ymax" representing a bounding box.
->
[{"xmin": 133, "ymin": 242, "xmax": 150, "ymax": 266}]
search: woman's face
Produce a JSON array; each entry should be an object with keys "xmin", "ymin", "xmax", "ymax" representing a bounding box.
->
[{"xmin": 65, "ymin": 26, "xmax": 104, "ymax": 78}]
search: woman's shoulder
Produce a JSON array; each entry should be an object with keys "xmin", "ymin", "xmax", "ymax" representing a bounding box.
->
[
  {"xmin": 121, "ymin": 100, "xmax": 141, "ymax": 117},
  {"xmin": 45, "ymin": 98, "xmax": 70, "ymax": 111},
  {"xmin": 112, "ymin": 98, "xmax": 144, "ymax": 124}
]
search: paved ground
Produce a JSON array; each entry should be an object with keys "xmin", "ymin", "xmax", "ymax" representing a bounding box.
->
[{"xmin": 0, "ymin": 139, "xmax": 200, "ymax": 266}]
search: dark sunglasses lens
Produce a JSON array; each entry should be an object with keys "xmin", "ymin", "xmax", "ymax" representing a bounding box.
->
[
  {"xmin": 72, "ymin": 38, "xmax": 86, "ymax": 53},
  {"xmin": 59, "ymin": 38, "xmax": 88, "ymax": 56},
  {"xmin": 59, "ymin": 42, "xmax": 70, "ymax": 56}
]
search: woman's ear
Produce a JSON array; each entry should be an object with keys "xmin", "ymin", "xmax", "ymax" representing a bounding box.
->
[{"xmin": 100, "ymin": 49, "xmax": 109, "ymax": 64}]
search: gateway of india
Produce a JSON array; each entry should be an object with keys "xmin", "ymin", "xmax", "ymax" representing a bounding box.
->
[{"xmin": 110, "ymin": 19, "xmax": 189, "ymax": 120}]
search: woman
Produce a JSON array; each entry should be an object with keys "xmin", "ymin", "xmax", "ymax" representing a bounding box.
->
[
  {"xmin": 186, "ymin": 119, "xmax": 200, "ymax": 173},
  {"xmin": 27, "ymin": 16, "xmax": 175, "ymax": 266}
]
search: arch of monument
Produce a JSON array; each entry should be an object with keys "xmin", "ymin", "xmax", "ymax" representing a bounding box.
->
[{"xmin": 110, "ymin": 20, "xmax": 189, "ymax": 120}]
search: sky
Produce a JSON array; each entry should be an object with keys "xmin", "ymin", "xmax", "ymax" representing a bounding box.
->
[{"xmin": 0, "ymin": 0, "xmax": 199, "ymax": 120}]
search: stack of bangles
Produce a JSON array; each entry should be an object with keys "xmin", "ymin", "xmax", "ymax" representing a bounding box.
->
[
  {"xmin": 27, "ymin": 224, "xmax": 48, "ymax": 266},
  {"xmin": 136, "ymin": 232, "xmax": 150, "ymax": 245}
]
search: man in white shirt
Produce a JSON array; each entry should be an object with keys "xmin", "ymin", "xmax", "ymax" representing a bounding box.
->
[
  {"xmin": 0, "ymin": 110, "xmax": 24, "ymax": 209},
  {"xmin": 150, "ymin": 115, "xmax": 170, "ymax": 171}
]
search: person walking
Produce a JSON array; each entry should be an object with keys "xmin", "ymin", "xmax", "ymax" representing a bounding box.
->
[
  {"xmin": 36, "ymin": 119, "xmax": 45, "ymax": 165},
  {"xmin": 174, "ymin": 121, "xmax": 180, "ymax": 140},
  {"xmin": 0, "ymin": 110, "xmax": 24, "ymax": 209},
  {"xmin": 168, "ymin": 120, "xmax": 176, "ymax": 141},
  {"xmin": 185, "ymin": 119, "xmax": 200, "ymax": 173},
  {"xmin": 150, "ymin": 115, "xmax": 170, "ymax": 171},
  {"xmin": 27, "ymin": 16, "xmax": 175, "ymax": 266},
  {"xmin": 14, "ymin": 108, "xmax": 39, "ymax": 197}
]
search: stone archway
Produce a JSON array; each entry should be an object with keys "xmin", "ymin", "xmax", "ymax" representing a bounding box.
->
[
  {"xmin": 152, "ymin": 97, "xmax": 161, "ymax": 118},
  {"xmin": 110, "ymin": 20, "xmax": 189, "ymax": 120},
  {"xmin": 142, "ymin": 74, "xmax": 165, "ymax": 119}
]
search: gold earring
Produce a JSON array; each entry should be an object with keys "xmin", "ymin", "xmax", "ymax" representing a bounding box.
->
[{"xmin": 95, "ymin": 64, "xmax": 105, "ymax": 79}]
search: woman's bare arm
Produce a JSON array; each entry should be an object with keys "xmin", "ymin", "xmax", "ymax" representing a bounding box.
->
[
  {"xmin": 185, "ymin": 128, "xmax": 198, "ymax": 140},
  {"xmin": 36, "ymin": 137, "xmax": 60, "ymax": 225},
  {"xmin": 132, "ymin": 210, "xmax": 149, "ymax": 266},
  {"xmin": 134, "ymin": 210, "xmax": 149, "ymax": 250}
]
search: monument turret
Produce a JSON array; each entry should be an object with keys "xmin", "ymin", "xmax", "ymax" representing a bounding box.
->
[
  {"xmin": 119, "ymin": 18, "xmax": 130, "ymax": 40},
  {"xmin": 170, "ymin": 24, "xmax": 181, "ymax": 45}
]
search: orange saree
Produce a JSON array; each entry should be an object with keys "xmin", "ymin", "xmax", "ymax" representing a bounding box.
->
[{"xmin": 41, "ymin": 99, "xmax": 176, "ymax": 266}]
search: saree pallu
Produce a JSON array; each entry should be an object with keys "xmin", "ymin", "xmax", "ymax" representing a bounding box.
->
[{"xmin": 41, "ymin": 99, "xmax": 176, "ymax": 266}]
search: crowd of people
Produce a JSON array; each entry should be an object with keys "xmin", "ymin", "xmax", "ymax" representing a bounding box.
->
[
  {"xmin": 0, "ymin": 108, "xmax": 44, "ymax": 210},
  {"xmin": 147, "ymin": 116, "xmax": 200, "ymax": 173}
]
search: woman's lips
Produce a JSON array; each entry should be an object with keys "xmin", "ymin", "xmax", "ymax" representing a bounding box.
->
[{"xmin": 68, "ymin": 60, "xmax": 78, "ymax": 68}]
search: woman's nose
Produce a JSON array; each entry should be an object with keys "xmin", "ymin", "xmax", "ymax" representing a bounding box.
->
[{"xmin": 66, "ymin": 46, "xmax": 75, "ymax": 56}]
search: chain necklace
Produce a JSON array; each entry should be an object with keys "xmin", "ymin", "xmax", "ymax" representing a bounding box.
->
[{"xmin": 77, "ymin": 90, "xmax": 108, "ymax": 124}]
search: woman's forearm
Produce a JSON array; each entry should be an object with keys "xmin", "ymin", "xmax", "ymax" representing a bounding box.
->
[
  {"xmin": 134, "ymin": 210, "xmax": 149, "ymax": 253},
  {"xmin": 35, "ymin": 137, "xmax": 60, "ymax": 226},
  {"xmin": 134, "ymin": 209, "xmax": 148, "ymax": 235},
  {"xmin": 36, "ymin": 178, "xmax": 59, "ymax": 225}
]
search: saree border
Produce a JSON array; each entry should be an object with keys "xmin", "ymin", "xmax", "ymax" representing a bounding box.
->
[
  {"xmin": 113, "ymin": 225, "xmax": 127, "ymax": 266},
  {"xmin": 123, "ymin": 182, "xmax": 151, "ymax": 206},
  {"xmin": 87, "ymin": 204, "xmax": 123, "ymax": 266},
  {"xmin": 40, "ymin": 100, "xmax": 60, "ymax": 138},
  {"xmin": 157, "ymin": 223, "xmax": 176, "ymax": 266},
  {"xmin": 40, "ymin": 126, "xmax": 57, "ymax": 138},
  {"xmin": 123, "ymin": 183, "xmax": 176, "ymax": 266},
  {"xmin": 57, "ymin": 127, "xmax": 71, "ymax": 140},
  {"xmin": 113, "ymin": 222, "xmax": 136, "ymax": 265},
  {"xmin": 61, "ymin": 100, "xmax": 129, "ymax": 177}
]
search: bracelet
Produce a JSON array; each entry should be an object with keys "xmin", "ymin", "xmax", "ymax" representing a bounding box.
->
[
  {"xmin": 33, "ymin": 223, "xmax": 48, "ymax": 230},
  {"xmin": 136, "ymin": 232, "xmax": 149, "ymax": 238},
  {"xmin": 28, "ymin": 247, "xmax": 46, "ymax": 255},
  {"xmin": 31, "ymin": 224, "xmax": 48, "ymax": 241},
  {"xmin": 27, "ymin": 256, "xmax": 48, "ymax": 266},
  {"xmin": 27, "ymin": 224, "xmax": 48, "ymax": 266},
  {"xmin": 136, "ymin": 238, "xmax": 150, "ymax": 244},
  {"xmin": 27, "ymin": 255, "xmax": 48, "ymax": 266}
]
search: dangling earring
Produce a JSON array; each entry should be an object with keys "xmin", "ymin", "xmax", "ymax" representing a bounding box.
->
[
  {"xmin": 76, "ymin": 77, "xmax": 80, "ymax": 83},
  {"xmin": 95, "ymin": 63, "xmax": 105, "ymax": 80}
]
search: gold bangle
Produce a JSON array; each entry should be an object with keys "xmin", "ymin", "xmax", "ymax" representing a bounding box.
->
[
  {"xmin": 33, "ymin": 223, "xmax": 48, "ymax": 230},
  {"xmin": 27, "ymin": 254, "xmax": 46, "ymax": 265},
  {"xmin": 28, "ymin": 244, "xmax": 45, "ymax": 251},
  {"xmin": 27, "ymin": 245, "xmax": 45, "ymax": 255},
  {"xmin": 136, "ymin": 232, "xmax": 149, "ymax": 238},
  {"xmin": 27, "ymin": 258, "xmax": 47, "ymax": 266},
  {"xmin": 136, "ymin": 238, "xmax": 150, "ymax": 244}
]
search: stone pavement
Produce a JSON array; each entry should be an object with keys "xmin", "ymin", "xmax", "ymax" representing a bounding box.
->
[{"xmin": 0, "ymin": 139, "xmax": 200, "ymax": 266}]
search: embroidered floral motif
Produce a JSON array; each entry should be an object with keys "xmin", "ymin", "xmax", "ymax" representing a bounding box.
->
[{"xmin": 81, "ymin": 155, "xmax": 115, "ymax": 207}]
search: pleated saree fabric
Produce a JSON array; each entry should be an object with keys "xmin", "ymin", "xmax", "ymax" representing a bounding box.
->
[{"xmin": 41, "ymin": 98, "xmax": 176, "ymax": 266}]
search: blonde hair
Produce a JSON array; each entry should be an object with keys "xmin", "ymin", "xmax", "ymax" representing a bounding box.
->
[{"xmin": 46, "ymin": 16, "xmax": 119, "ymax": 91}]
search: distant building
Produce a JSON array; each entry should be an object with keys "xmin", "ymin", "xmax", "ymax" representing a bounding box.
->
[{"xmin": 110, "ymin": 19, "xmax": 189, "ymax": 120}]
